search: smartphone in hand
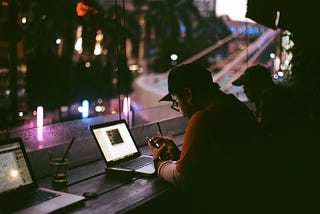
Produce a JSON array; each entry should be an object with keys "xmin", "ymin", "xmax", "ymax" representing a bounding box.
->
[{"xmin": 146, "ymin": 137, "xmax": 160, "ymax": 148}]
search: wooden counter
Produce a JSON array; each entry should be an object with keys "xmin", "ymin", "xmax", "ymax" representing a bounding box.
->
[{"xmin": 36, "ymin": 135, "xmax": 184, "ymax": 214}]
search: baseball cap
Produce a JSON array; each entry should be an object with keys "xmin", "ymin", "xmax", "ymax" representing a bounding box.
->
[
  {"xmin": 232, "ymin": 64, "xmax": 272, "ymax": 86},
  {"xmin": 159, "ymin": 63, "xmax": 219, "ymax": 102}
]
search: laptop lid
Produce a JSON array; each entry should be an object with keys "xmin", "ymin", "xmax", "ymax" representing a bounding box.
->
[
  {"xmin": 0, "ymin": 137, "xmax": 38, "ymax": 198},
  {"xmin": 90, "ymin": 119, "xmax": 142, "ymax": 167},
  {"xmin": 0, "ymin": 137, "xmax": 85, "ymax": 213}
]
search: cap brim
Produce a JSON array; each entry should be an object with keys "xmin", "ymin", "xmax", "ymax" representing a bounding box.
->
[
  {"xmin": 232, "ymin": 75, "xmax": 246, "ymax": 86},
  {"xmin": 159, "ymin": 93, "xmax": 173, "ymax": 102}
]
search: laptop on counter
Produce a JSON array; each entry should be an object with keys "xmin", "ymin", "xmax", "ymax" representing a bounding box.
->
[
  {"xmin": 89, "ymin": 119, "xmax": 155, "ymax": 175},
  {"xmin": 0, "ymin": 137, "xmax": 85, "ymax": 214}
]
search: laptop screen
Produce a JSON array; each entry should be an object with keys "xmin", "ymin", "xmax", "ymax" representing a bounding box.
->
[
  {"xmin": 0, "ymin": 139, "xmax": 34, "ymax": 195},
  {"xmin": 90, "ymin": 120, "xmax": 140, "ymax": 163}
]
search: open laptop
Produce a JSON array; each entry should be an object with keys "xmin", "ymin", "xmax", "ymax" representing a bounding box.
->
[
  {"xmin": 89, "ymin": 119, "xmax": 155, "ymax": 175},
  {"xmin": 0, "ymin": 137, "xmax": 85, "ymax": 214}
]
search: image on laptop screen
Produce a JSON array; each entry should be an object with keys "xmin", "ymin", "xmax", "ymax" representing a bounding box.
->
[
  {"xmin": 0, "ymin": 141, "xmax": 34, "ymax": 195},
  {"xmin": 91, "ymin": 120, "xmax": 139, "ymax": 162}
]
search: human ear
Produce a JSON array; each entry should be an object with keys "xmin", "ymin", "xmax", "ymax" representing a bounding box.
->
[{"xmin": 183, "ymin": 88, "xmax": 192, "ymax": 103}]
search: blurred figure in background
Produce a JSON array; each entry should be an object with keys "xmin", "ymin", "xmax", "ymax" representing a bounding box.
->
[{"xmin": 232, "ymin": 64, "xmax": 307, "ymax": 142}]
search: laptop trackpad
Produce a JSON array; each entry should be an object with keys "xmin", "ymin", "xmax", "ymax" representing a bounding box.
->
[{"xmin": 134, "ymin": 164, "xmax": 155, "ymax": 175}]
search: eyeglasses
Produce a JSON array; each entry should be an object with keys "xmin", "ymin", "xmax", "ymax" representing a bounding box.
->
[{"xmin": 170, "ymin": 96, "xmax": 180, "ymax": 112}]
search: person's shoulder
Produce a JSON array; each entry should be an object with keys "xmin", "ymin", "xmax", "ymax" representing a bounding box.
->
[
  {"xmin": 187, "ymin": 109, "xmax": 211, "ymax": 132},
  {"xmin": 269, "ymin": 84, "xmax": 292, "ymax": 93},
  {"xmin": 223, "ymin": 93, "xmax": 253, "ymax": 110},
  {"xmin": 263, "ymin": 84, "xmax": 294, "ymax": 100},
  {"xmin": 260, "ymin": 84, "xmax": 279, "ymax": 96},
  {"xmin": 199, "ymin": 94, "xmax": 245, "ymax": 117},
  {"xmin": 191, "ymin": 101, "xmax": 221, "ymax": 124}
]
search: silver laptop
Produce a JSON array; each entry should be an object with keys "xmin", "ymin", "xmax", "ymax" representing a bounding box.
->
[
  {"xmin": 89, "ymin": 119, "xmax": 155, "ymax": 175},
  {"xmin": 0, "ymin": 137, "xmax": 85, "ymax": 214}
]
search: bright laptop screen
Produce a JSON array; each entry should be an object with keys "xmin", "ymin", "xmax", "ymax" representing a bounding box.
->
[
  {"xmin": 0, "ymin": 142, "xmax": 33, "ymax": 194},
  {"xmin": 91, "ymin": 121, "xmax": 139, "ymax": 162}
]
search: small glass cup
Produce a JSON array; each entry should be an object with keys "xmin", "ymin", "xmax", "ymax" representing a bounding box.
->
[{"xmin": 49, "ymin": 153, "xmax": 69, "ymax": 188}]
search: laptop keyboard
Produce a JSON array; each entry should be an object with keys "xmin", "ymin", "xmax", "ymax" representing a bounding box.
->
[
  {"xmin": 1, "ymin": 189, "xmax": 60, "ymax": 212},
  {"xmin": 117, "ymin": 156, "xmax": 153, "ymax": 170},
  {"xmin": 23, "ymin": 189, "xmax": 60, "ymax": 208}
]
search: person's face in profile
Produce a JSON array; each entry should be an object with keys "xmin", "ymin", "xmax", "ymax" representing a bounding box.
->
[
  {"xmin": 170, "ymin": 95, "xmax": 180, "ymax": 112},
  {"xmin": 174, "ymin": 88, "xmax": 196, "ymax": 119},
  {"xmin": 171, "ymin": 93, "xmax": 190, "ymax": 118},
  {"xmin": 243, "ymin": 83, "xmax": 260, "ymax": 103},
  {"xmin": 243, "ymin": 84, "xmax": 253, "ymax": 101},
  {"xmin": 172, "ymin": 95, "xmax": 188, "ymax": 117}
]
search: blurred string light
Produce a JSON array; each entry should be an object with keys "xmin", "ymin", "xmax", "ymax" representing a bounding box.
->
[
  {"xmin": 18, "ymin": 111, "xmax": 23, "ymax": 117},
  {"xmin": 74, "ymin": 26, "xmax": 83, "ymax": 54},
  {"xmin": 269, "ymin": 53, "xmax": 275, "ymax": 59},
  {"xmin": 277, "ymin": 71, "xmax": 284, "ymax": 77},
  {"xmin": 95, "ymin": 105, "xmax": 105, "ymax": 112},
  {"xmin": 55, "ymin": 38, "xmax": 61, "ymax": 45},
  {"xmin": 75, "ymin": 1, "xmax": 101, "ymax": 56},
  {"xmin": 76, "ymin": 1, "xmax": 98, "ymax": 17},
  {"xmin": 78, "ymin": 100, "xmax": 89, "ymax": 118},
  {"xmin": 21, "ymin": 16, "xmax": 27, "ymax": 24},
  {"xmin": 129, "ymin": 64, "xmax": 143, "ymax": 73},
  {"xmin": 36, "ymin": 106, "xmax": 44, "ymax": 127},
  {"xmin": 180, "ymin": 23, "xmax": 186, "ymax": 38},
  {"xmin": 129, "ymin": 64, "xmax": 139, "ymax": 71},
  {"xmin": 279, "ymin": 30, "xmax": 294, "ymax": 79},
  {"xmin": 273, "ymin": 54, "xmax": 281, "ymax": 71},
  {"xmin": 170, "ymin": 53, "xmax": 178, "ymax": 61},
  {"xmin": 85, "ymin": 61, "xmax": 91, "ymax": 68},
  {"xmin": 1, "ymin": 1, "xmax": 8, "ymax": 6},
  {"xmin": 270, "ymin": 52, "xmax": 281, "ymax": 80},
  {"xmin": 94, "ymin": 29, "xmax": 103, "ymax": 55},
  {"xmin": 36, "ymin": 106, "xmax": 44, "ymax": 141},
  {"xmin": 123, "ymin": 97, "xmax": 131, "ymax": 114},
  {"xmin": 170, "ymin": 53, "xmax": 178, "ymax": 65},
  {"xmin": 95, "ymin": 98, "xmax": 105, "ymax": 112}
]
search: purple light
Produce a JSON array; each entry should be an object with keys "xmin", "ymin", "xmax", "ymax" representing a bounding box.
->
[
  {"xmin": 123, "ymin": 97, "xmax": 131, "ymax": 114},
  {"xmin": 37, "ymin": 106, "xmax": 44, "ymax": 127},
  {"xmin": 37, "ymin": 126, "xmax": 43, "ymax": 142}
]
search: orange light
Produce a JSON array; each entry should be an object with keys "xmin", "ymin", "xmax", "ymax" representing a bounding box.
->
[
  {"xmin": 1, "ymin": 1, "xmax": 9, "ymax": 7},
  {"xmin": 76, "ymin": 1, "xmax": 98, "ymax": 17},
  {"xmin": 76, "ymin": 2, "xmax": 89, "ymax": 16}
]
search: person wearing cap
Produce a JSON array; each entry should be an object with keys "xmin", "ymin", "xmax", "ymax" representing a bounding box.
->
[
  {"xmin": 232, "ymin": 64, "xmax": 274, "ymax": 118},
  {"xmin": 232, "ymin": 64, "xmax": 302, "ymax": 140},
  {"xmin": 148, "ymin": 63, "xmax": 266, "ymax": 212}
]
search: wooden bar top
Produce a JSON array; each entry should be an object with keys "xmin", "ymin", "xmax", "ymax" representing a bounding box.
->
[{"xmin": 36, "ymin": 134, "xmax": 184, "ymax": 214}]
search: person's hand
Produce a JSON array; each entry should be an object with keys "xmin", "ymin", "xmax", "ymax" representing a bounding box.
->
[
  {"xmin": 164, "ymin": 139, "xmax": 181, "ymax": 161},
  {"xmin": 147, "ymin": 137, "xmax": 166, "ymax": 160},
  {"xmin": 149, "ymin": 136, "xmax": 181, "ymax": 161}
]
